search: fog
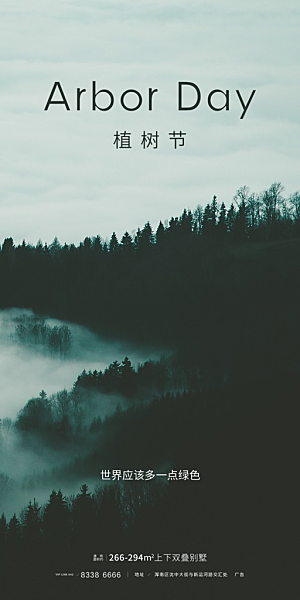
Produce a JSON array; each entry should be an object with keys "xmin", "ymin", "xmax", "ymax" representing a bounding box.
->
[
  {"xmin": 0, "ymin": 308, "xmax": 164, "ymax": 420},
  {"xmin": 0, "ymin": 307, "xmax": 168, "ymax": 519},
  {"xmin": 0, "ymin": 408, "xmax": 109, "ymax": 519}
]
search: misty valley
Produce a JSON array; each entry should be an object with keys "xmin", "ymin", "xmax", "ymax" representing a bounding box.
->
[
  {"xmin": 0, "ymin": 183, "xmax": 299, "ymax": 594},
  {"xmin": 0, "ymin": 308, "xmax": 168, "ymax": 517}
]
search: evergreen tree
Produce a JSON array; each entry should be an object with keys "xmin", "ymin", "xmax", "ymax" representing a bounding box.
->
[
  {"xmin": 120, "ymin": 231, "xmax": 133, "ymax": 253},
  {"xmin": 120, "ymin": 357, "xmax": 137, "ymax": 396},
  {"xmin": 49, "ymin": 236, "xmax": 61, "ymax": 256},
  {"xmin": 103, "ymin": 360, "xmax": 121, "ymax": 392},
  {"xmin": 0, "ymin": 513, "xmax": 7, "ymax": 554},
  {"xmin": 201, "ymin": 204, "xmax": 212, "ymax": 236},
  {"xmin": 109, "ymin": 231, "xmax": 119, "ymax": 253},
  {"xmin": 138, "ymin": 222, "xmax": 154, "ymax": 251},
  {"xmin": 72, "ymin": 484, "xmax": 95, "ymax": 554},
  {"xmin": 226, "ymin": 202, "xmax": 236, "ymax": 234},
  {"xmin": 192, "ymin": 205, "xmax": 203, "ymax": 234},
  {"xmin": 43, "ymin": 490, "xmax": 70, "ymax": 560},
  {"xmin": 210, "ymin": 195, "xmax": 218, "ymax": 228},
  {"xmin": 1, "ymin": 237, "xmax": 14, "ymax": 254},
  {"xmin": 23, "ymin": 499, "xmax": 41, "ymax": 545},
  {"xmin": 233, "ymin": 198, "xmax": 248, "ymax": 241},
  {"xmin": 217, "ymin": 202, "xmax": 227, "ymax": 237},
  {"xmin": 179, "ymin": 209, "xmax": 193, "ymax": 236},
  {"xmin": 6, "ymin": 514, "xmax": 21, "ymax": 557},
  {"xmin": 155, "ymin": 221, "xmax": 165, "ymax": 247}
]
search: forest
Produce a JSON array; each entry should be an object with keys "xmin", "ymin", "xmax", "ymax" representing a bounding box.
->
[
  {"xmin": 0, "ymin": 182, "xmax": 299, "ymax": 595},
  {"xmin": 11, "ymin": 313, "xmax": 72, "ymax": 356},
  {"xmin": 1, "ymin": 182, "xmax": 300, "ymax": 350}
]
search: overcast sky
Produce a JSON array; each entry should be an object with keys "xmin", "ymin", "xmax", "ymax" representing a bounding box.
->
[{"xmin": 0, "ymin": 0, "xmax": 299, "ymax": 245}]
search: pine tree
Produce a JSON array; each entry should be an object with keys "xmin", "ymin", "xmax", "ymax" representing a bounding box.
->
[
  {"xmin": 155, "ymin": 221, "xmax": 165, "ymax": 247},
  {"xmin": 7, "ymin": 513, "xmax": 21, "ymax": 555},
  {"xmin": 217, "ymin": 202, "xmax": 227, "ymax": 237},
  {"xmin": 0, "ymin": 513, "xmax": 7, "ymax": 551},
  {"xmin": 109, "ymin": 231, "xmax": 119, "ymax": 253},
  {"xmin": 43, "ymin": 490, "xmax": 70, "ymax": 559},
  {"xmin": 120, "ymin": 231, "xmax": 133, "ymax": 255},
  {"xmin": 201, "ymin": 204, "xmax": 212, "ymax": 236},
  {"xmin": 210, "ymin": 195, "xmax": 218, "ymax": 228},
  {"xmin": 23, "ymin": 499, "xmax": 41, "ymax": 545},
  {"xmin": 72, "ymin": 485, "xmax": 95, "ymax": 554},
  {"xmin": 226, "ymin": 202, "xmax": 236, "ymax": 234},
  {"xmin": 138, "ymin": 222, "xmax": 154, "ymax": 252},
  {"xmin": 120, "ymin": 357, "xmax": 137, "ymax": 396}
]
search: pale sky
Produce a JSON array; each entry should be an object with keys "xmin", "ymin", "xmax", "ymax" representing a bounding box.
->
[{"xmin": 0, "ymin": 0, "xmax": 299, "ymax": 245}]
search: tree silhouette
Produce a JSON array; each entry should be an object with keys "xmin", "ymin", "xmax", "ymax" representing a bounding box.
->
[{"xmin": 43, "ymin": 490, "xmax": 70, "ymax": 563}]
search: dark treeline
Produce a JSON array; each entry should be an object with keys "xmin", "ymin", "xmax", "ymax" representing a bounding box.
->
[
  {"xmin": 12, "ymin": 354, "xmax": 188, "ymax": 449},
  {"xmin": 12, "ymin": 324, "xmax": 291, "ymax": 456},
  {"xmin": 1, "ymin": 371, "xmax": 298, "ymax": 596},
  {"xmin": 1, "ymin": 183, "xmax": 299, "ymax": 595},
  {"xmin": 1, "ymin": 182, "xmax": 300, "ymax": 349},
  {"xmin": 0, "ymin": 480, "xmax": 195, "ymax": 588},
  {"xmin": 76, "ymin": 357, "xmax": 153, "ymax": 398},
  {"xmin": 0, "ymin": 481, "xmax": 168, "ymax": 561},
  {"xmin": 75, "ymin": 354, "xmax": 196, "ymax": 398},
  {"xmin": 1, "ymin": 475, "xmax": 235, "ymax": 598},
  {"xmin": 16, "ymin": 369, "xmax": 299, "ymax": 489}
]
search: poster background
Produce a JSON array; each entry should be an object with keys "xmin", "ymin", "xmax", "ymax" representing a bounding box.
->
[{"xmin": 0, "ymin": 1, "xmax": 299, "ymax": 597}]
